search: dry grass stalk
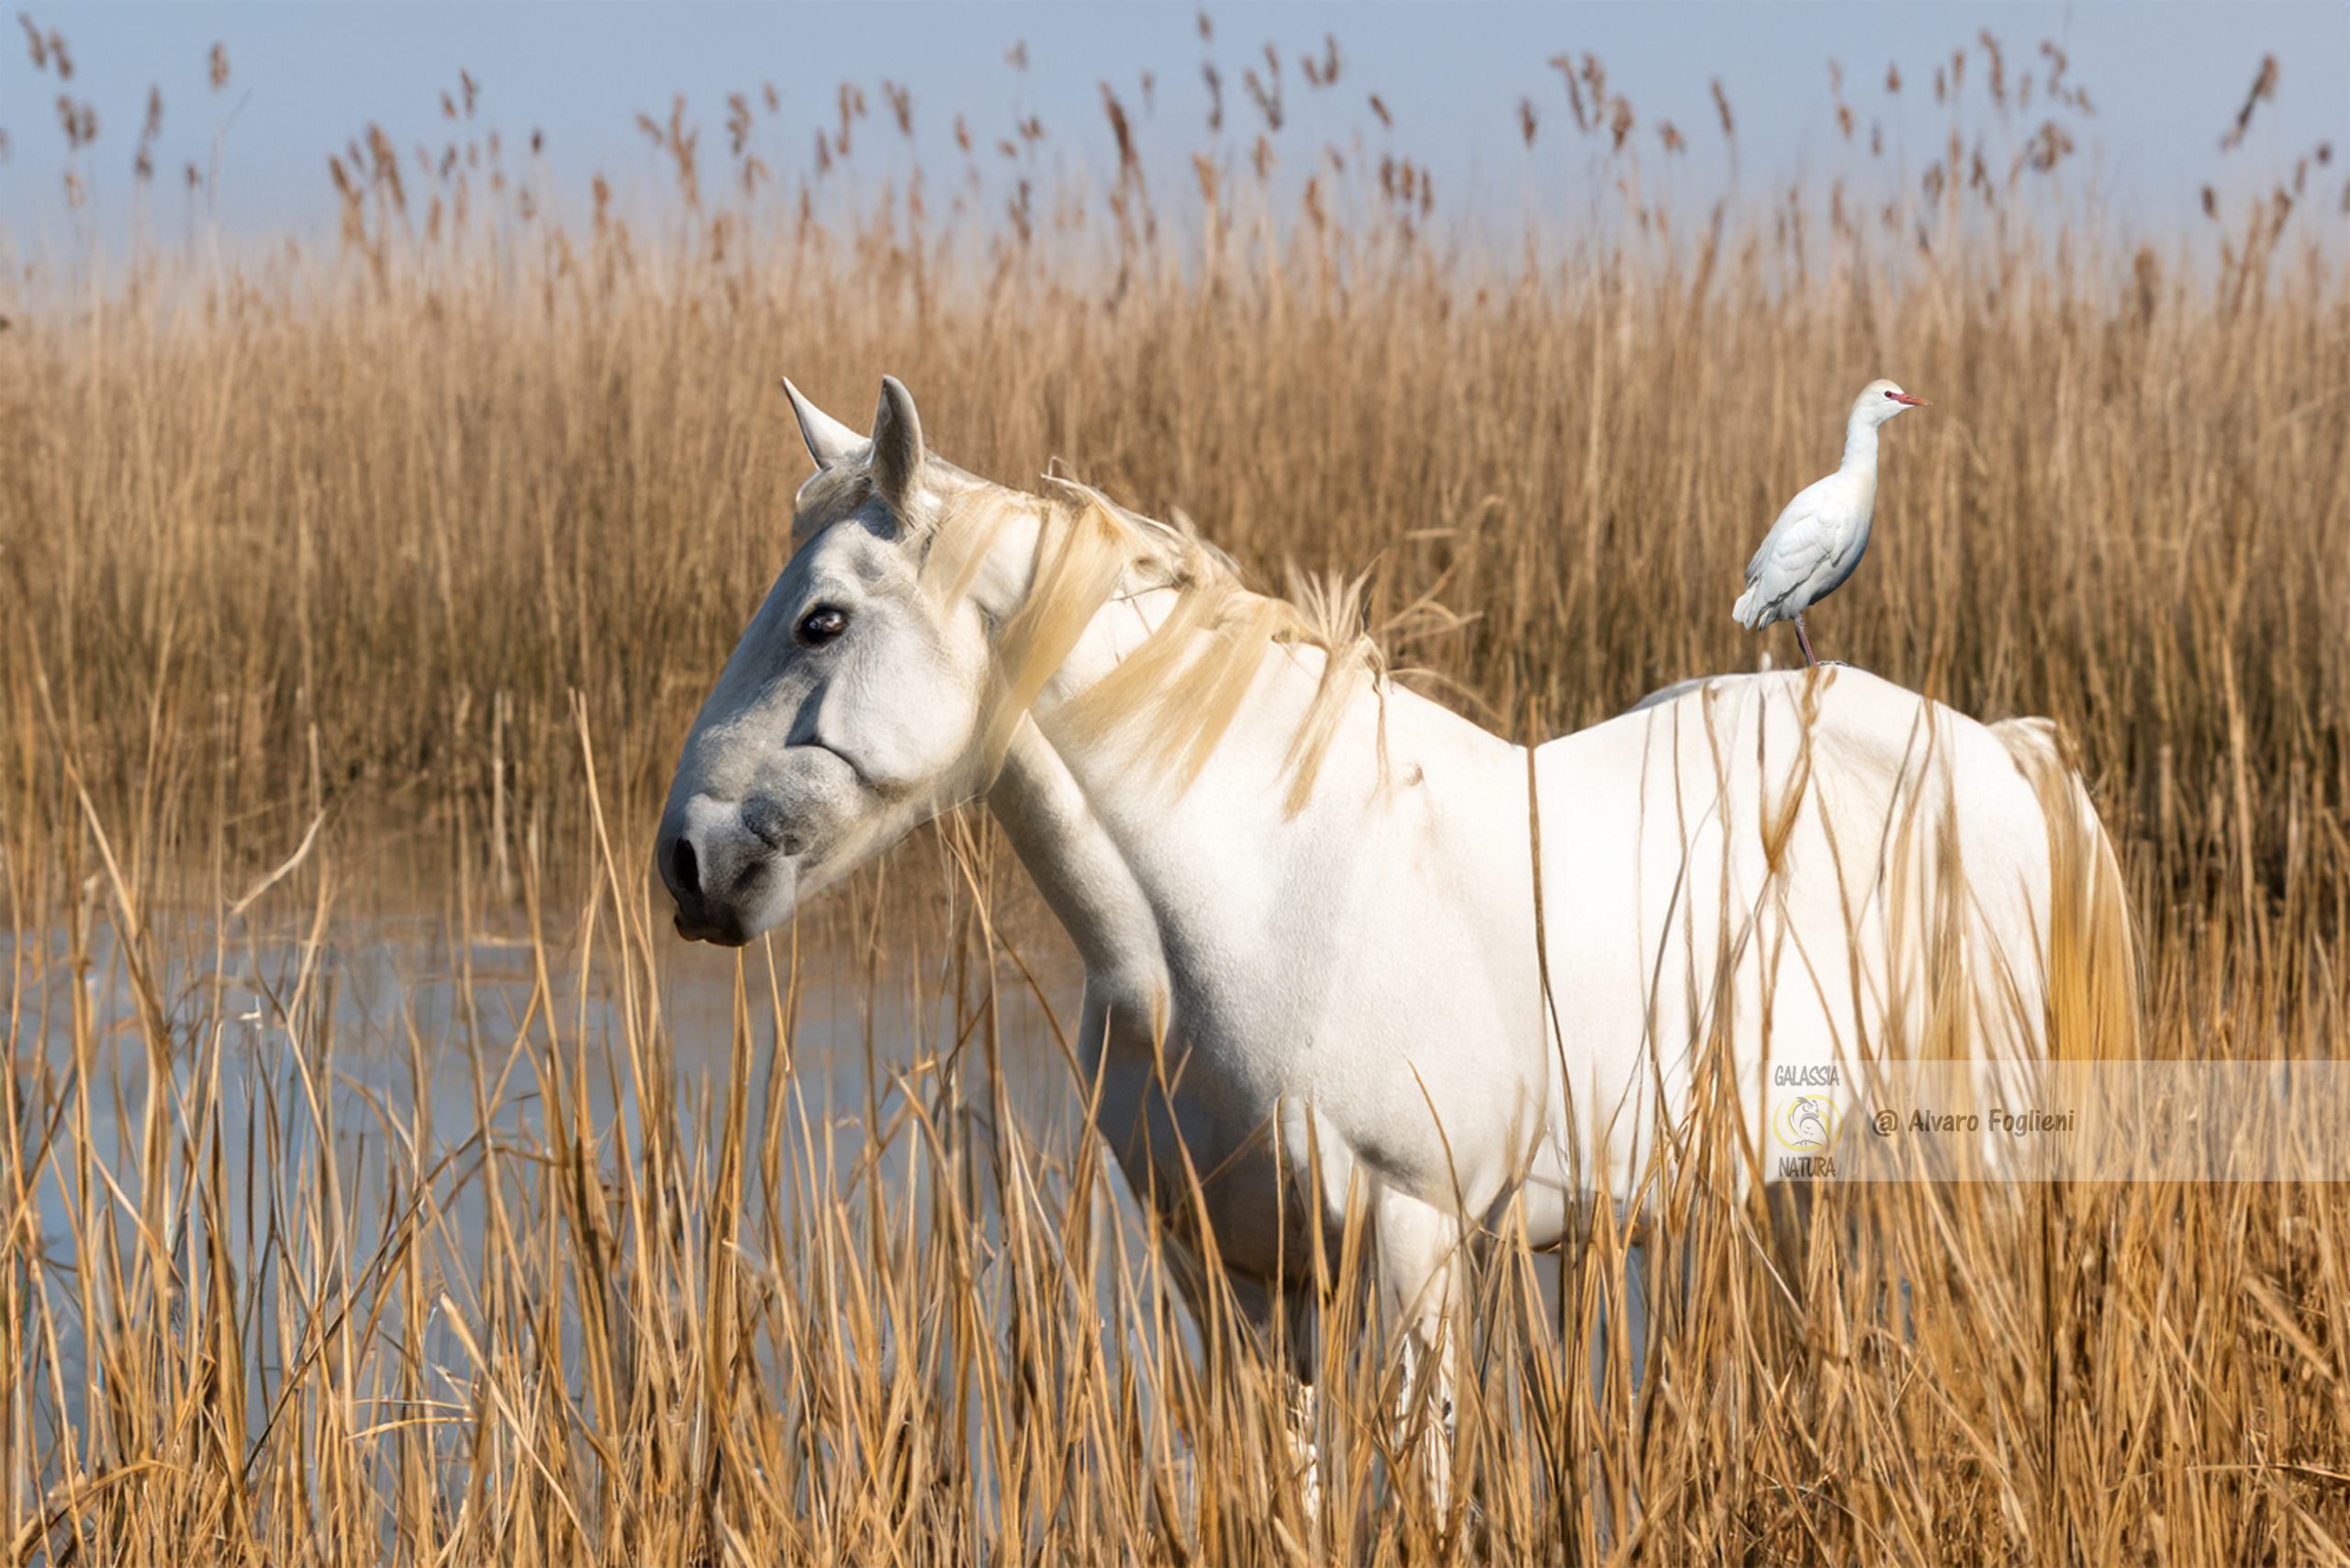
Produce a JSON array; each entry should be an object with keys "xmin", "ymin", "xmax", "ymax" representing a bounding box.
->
[{"xmin": 0, "ymin": 23, "xmax": 2344, "ymax": 1566}]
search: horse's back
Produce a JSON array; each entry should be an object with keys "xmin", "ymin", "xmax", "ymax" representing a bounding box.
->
[{"xmin": 1527, "ymin": 667, "xmax": 2131, "ymax": 1202}]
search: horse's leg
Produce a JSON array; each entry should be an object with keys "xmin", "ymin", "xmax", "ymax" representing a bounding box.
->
[
  {"xmin": 1373, "ymin": 1186, "xmax": 1465, "ymax": 1516},
  {"xmin": 1156, "ymin": 1230, "xmax": 1324, "ymax": 1518},
  {"xmin": 1228, "ymin": 1269, "xmax": 1323, "ymax": 1518}
]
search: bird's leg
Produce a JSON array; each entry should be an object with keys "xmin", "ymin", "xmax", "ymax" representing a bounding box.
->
[{"xmin": 1794, "ymin": 613, "xmax": 1818, "ymax": 668}]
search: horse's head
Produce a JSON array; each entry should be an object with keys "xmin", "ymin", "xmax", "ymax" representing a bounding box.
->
[
  {"xmin": 656, "ymin": 376, "xmax": 1008, "ymax": 945},
  {"xmin": 657, "ymin": 374, "xmax": 1344, "ymax": 945}
]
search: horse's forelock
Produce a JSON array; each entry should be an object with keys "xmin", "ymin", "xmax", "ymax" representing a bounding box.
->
[{"xmin": 789, "ymin": 465, "xmax": 877, "ymax": 550}]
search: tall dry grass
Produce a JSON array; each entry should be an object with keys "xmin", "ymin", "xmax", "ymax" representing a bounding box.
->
[{"xmin": 3, "ymin": 22, "xmax": 2349, "ymax": 1565}]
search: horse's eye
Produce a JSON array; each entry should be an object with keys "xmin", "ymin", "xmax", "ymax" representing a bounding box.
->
[{"xmin": 796, "ymin": 604, "xmax": 849, "ymax": 646}]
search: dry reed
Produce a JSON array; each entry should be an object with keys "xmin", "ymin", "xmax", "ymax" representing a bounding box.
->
[{"xmin": 2, "ymin": 20, "xmax": 2346, "ymax": 1566}]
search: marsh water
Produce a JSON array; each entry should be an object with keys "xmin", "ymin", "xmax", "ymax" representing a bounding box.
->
[{"xmin": 11, "ymin": 897, "xmax": 1627, "ymax": 1490}]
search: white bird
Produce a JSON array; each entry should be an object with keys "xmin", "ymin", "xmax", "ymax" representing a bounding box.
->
[{"xmin": 1732, "ymin": 377, "xmax": 1928, "ymax": 667}]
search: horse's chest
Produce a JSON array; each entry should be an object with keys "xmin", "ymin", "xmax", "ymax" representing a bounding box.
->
[
  {"xmin": 1082, "ymin": 948, "xmax": 1539, "ymax": 1261},
  {"xmin": 1084, "ymin": 1010, "xmax": 1321, "ymax": 1276}
]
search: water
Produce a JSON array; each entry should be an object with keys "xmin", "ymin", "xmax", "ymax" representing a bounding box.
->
[
  {"xmin": 6, "ymin": 902, "xmax": 1087, "ymax": 1456},
  {"xmin": 7, "ymin": 899, "xmax": 1636, "ymax": 1529}
]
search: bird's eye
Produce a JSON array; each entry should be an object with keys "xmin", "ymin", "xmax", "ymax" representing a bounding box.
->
[
  {"xmin": 796, "ymin": 604, "xmax": 849, "ymax": 646},
  {"xmin": 1885, "ymin": 388, "xmax": 1897, "ymax": 399}
]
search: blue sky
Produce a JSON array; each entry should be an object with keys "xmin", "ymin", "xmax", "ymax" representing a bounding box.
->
[{"xmin": 2, "ymin": 2, "xmax": 2343, "ymax": 255}]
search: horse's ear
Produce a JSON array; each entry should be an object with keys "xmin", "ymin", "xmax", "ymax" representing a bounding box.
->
[
  {"xmin": 868, "ymin": 375, "xmax": 926, "ymax": 507},
  {"xmin": 781, "ymin": 377, "xmax": 865, "ymax": 470}
]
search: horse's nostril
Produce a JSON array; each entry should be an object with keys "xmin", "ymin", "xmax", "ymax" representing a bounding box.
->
[{"xmin": 670, "ymin": 836, "xmax": 702, "ymax": 901}]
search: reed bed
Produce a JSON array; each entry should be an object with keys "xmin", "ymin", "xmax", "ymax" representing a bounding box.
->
[{"xmin": 3, "ymin": 21, "xmax": 2348, "ymax": 1565}]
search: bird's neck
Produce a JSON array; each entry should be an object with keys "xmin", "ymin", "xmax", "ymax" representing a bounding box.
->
[{"xmin": 1839, "ymin": 417, "xmax": 1882, "ymax": 475}]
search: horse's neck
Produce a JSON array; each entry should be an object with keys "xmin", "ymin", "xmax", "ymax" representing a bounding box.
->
[
  {"xmin": 979, "ymin": 583, "xmax": 1311, "ymax": 1004},
  {"xmin": 976, "ymin": 588, "xmax": 1192, "ymax": 1016},
  {"xmin": 986, "ymin": 714, "xmax": 1169, "ymax": 994},
  {"xmin": 980, "ymin": 580, "xmax": 1515, "ymax": 1010}
]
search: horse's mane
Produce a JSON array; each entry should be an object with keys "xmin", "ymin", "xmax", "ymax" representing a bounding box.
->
[{"xmin": 919, "ymin": 471, "xmax": 1384, "ymax": 814}]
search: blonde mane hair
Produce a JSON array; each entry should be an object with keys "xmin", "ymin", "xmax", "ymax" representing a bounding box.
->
[{"xmin": 913, "ymin": 472, "xmax": 1385, "ymax": 814}]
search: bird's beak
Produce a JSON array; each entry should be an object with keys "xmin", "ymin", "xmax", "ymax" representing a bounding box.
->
[{"xmin": 1890, "ymin": 392, "xmax": 1929, "ymax": 407}]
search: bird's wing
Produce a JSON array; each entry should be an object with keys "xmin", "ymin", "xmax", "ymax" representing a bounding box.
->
[{"xmin": 1743, "ymin": 480, "xmax": 1840, "ymax": 588}]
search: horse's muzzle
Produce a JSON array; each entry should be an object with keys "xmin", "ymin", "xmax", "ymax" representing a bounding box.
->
[{"xmin": 656, "ymin": 792, "xmax": 800, "ymax": 944}]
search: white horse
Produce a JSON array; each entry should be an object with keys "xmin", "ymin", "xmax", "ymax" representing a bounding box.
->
[{"xmin": 657, "ymin": 376, "xmax": 2136, "ymax": 1491}]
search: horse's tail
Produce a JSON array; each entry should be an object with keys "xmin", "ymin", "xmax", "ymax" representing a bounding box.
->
[{"xmin": 1991, "ymin": 717, "xmax": 2142, "ymax": 1060}]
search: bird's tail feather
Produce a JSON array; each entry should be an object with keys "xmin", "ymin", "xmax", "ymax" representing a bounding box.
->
[{"xmin": 1731, "ymin": 585, "xmax": 1764, "ymax": 628}]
